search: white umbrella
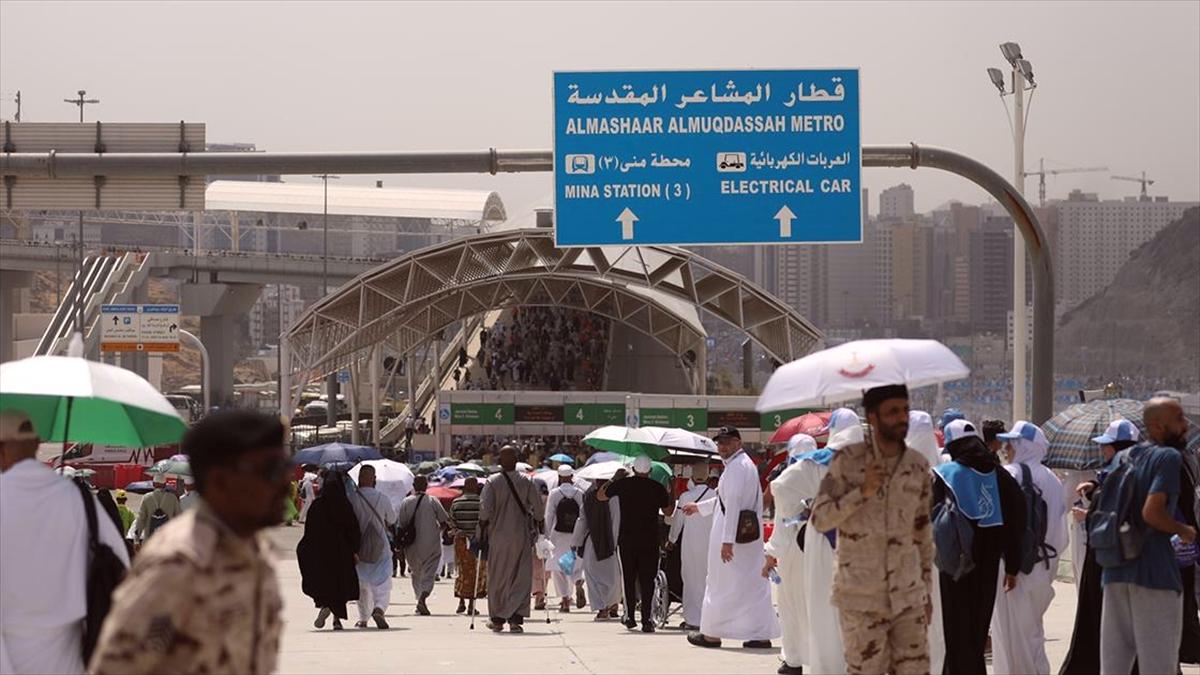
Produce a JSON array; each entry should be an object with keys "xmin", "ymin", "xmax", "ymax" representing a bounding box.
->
[
  {"xmin": 756, "ymin": 338, "xmax": 970, "ymax": 412},
  {"xmin": 574, "ymin": 460, "xmax": 626, "ymax": 483},
  {"xmin": 349, "ymin": 459, "xmax": 415, "ymax": 512},
  {"xmin": 453, "ymin": 462, "xmax": 488, "ymax": 475},
  {"xmin": 639, "ymin": 427, "xmax": 718, "ymax": 454}
]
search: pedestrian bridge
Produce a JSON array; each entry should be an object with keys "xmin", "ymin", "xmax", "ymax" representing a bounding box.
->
[{"xmin": 281, "ymin": 227, "xmax": 823, "ymax": 420}]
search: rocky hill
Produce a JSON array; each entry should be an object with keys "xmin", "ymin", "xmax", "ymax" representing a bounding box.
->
[{"xmin": 1057, "ymin": 207, "xmax": 1200, "ymax": 383}]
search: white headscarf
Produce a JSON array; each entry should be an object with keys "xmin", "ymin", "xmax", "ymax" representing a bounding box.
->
[
  {"xmin": 1004, "ymin": 421, "xmax": 1050, "ymax": 466},
  {"xmin": 787, "ymin": 433, "xmax": 818, "ymax": 459},
  {"xmin": 826, "ymin": 407, "xmax": 864, "ymax": 450},
  {"xmin": 906, "ymin": 410, "xmax": 942, "ymax": 466}
]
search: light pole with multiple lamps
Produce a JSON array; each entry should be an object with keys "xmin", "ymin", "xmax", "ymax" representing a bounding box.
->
[
  {"xmin": 988, "ymin": 42, "xmax": 1036, "ymax": 423},
  {"xmin": 313, "ymin": 174, "xmax": 340, "ymax": 428},
  {"xmin": 63, "ymin": 90, "xmax": 100, "ymax": 335}
]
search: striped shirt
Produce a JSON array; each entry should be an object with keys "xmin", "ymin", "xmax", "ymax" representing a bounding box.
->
[{"xmin": 449, "ymin": 493, "xmax": 482, "ymax": 536}]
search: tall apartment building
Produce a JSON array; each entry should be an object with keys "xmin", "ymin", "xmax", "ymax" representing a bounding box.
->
[
  {"xmin": 1052, "ymin": 190, "xmax": 1198, "ymax": 311},
  {"xmin": 879, "ymin": 183, "xmax": 915, "ymax": 220},
  {"xmin": 776, "ymin": 245, "xmax": 828, "ymax": 326}
]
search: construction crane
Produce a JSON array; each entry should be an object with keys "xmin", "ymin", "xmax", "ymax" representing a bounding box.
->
[
  {"xmin": 1111, "ymin": 171, "xmax": 1155, "ymax": 200},
  {"xmin": 1023, "ymin": 158, "xmax": 1109, "ymax": 206}
]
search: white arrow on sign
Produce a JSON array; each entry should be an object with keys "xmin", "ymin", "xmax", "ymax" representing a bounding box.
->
[
  {"xmin": 774, "ymin": 204, "xmax": 796, "ymax": 238},
  {"xmin": 616, "ymin": 207, "xmax": 639, "ymax": 240}
]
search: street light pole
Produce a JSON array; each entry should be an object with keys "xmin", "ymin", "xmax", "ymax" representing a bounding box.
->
[
  {"xmin": 64, "ymin": 91, "xmax": 98, "ymax": 337},
  {"xmin": 313, "ymin": 174, "xmax": 339, "ymax": 428},
  {"xmin": 992, "ymin": 43, "xmax": 1035, "ymax": 422}
]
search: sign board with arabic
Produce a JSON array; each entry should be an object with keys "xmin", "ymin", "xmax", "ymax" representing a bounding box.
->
[
  {"xmin": 553, "ymin": 69, "xmax": 861, "ymax": 246},
  {"xmin": 100, "ymin": 304, "xmax": 179, "ymax": 353}
]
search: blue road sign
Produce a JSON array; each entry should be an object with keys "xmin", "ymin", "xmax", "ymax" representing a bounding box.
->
[{"xmin": 553, "ymin": 69, "xmax": 861, "ymax": 247}]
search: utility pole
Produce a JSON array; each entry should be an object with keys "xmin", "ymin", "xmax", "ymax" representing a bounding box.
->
[
  {"xmin": 313, "ymin": 174, "xmax": 340, "ymax": 429},
  {"xmin": 63, "ymin": 90, "xmax": 99, "ymax": 123}
]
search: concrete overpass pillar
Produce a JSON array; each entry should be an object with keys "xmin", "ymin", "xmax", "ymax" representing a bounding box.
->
[
  {"xmin": 181, "ymin": 282, "xmax": 262, "ymax": 408},
  {"xmin": 0, "ymin": 271, "xmax": 33, "ymax": 363}
]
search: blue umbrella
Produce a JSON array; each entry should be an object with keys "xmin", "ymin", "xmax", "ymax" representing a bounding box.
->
[
  {"xmin": 548, "ymin": 453, "xmax": 574, "ymax": 464},
  {"xmin": 292, "ymin": 442, "xmax": 382, "ymax": 468}
]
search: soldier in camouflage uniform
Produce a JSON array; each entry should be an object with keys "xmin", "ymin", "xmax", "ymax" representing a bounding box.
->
[
  {"xmin": 90, "ymin": 411, "xmax": 292, "ymax": 675},
  {"xmin": 810, "ymin": 384, "xmax": 934, "ymax": 675}
]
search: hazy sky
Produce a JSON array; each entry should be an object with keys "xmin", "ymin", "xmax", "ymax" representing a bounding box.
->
[{"xmin": 2, "ymin": 1, "xmax": 1197, "ymax": 219}]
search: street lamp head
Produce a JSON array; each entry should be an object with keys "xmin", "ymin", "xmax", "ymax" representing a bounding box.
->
[
  {"xmin": 77, "ymin": 89, "xmax": 87, "ymax": 96},
  {"xmin": 1000, "ymin": 42, "xmax": 1023, "ymax": 66},
  {"xmin": 1016, "ymin": 59, "xmax": 1035, "ymax": 85},
  {"xmin": 987, "ymin": 67, "xmax": 1007, "ymax": 94}
]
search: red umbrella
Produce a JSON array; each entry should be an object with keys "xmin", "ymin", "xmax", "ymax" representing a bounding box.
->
[
  {"xmin": 769, "ymin": 411, "xmax": 832, "ymax": 445},
  {"xmin": 426, "ymin": 485, "xmax": 462, "ymax": 508}
]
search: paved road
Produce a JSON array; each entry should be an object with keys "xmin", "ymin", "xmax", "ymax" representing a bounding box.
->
[{"xmin": 264, "ymin": 524, "xmax": 1198, "ymax": 674}]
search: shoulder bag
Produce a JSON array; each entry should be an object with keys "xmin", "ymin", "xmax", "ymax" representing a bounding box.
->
[
  {"xmin": 394, "ymin": 493, "xmax": 426, "ymax": 551},
  {"xmin": 502, "ymin": 472, "xmax": 539, "ymax": 545},
  {"xmin": 718, "ymin": 482, "xmax": 762, "ymax": 544},
  {"xmin": 74, "ymin": 481, "xmax": 127, "ymax": 663}
]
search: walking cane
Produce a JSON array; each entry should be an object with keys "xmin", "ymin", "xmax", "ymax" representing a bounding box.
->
[{"xmin": 469, "ymin": 541, "xmax": 483, "ymax": 631}]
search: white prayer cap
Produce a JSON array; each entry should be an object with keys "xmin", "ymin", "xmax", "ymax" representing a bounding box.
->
[
  {"xmin": 184, "ymin": 475, "xmax": 195, "ymax": 485},
  {"xmin": 689, "ymin": 463, "xmax": 710, "ymax": 481},
  {"xmin": 152, "ymin": 473, "xmax": 167, "ymax": 485},
  {"xmin": 0, "ymin": 409, "xmax": 38, "ymax": 442},
  {"xmin": 632, "ymin": 455, "xmax": 652, "ymax": 474},
  {"xmin": 787, "ymin": 433, "xmax": 818, "ymax": 458},
  {"xmin": 557, "ymin": 464, "xmax": 574, "ymax": 477}
]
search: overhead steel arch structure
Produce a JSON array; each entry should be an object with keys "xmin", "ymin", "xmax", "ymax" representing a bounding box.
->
[{"xmin": 282, "ymin": 227, "xmax": 823, "ymax": 388}]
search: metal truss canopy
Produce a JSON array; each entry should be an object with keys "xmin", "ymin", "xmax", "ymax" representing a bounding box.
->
[{"xmin": 284, "ymin": 228, "xmax": 823, "ymax": 376}]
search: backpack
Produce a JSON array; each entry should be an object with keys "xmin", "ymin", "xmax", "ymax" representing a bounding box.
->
[
  {"xmin": 73, "ymin": 481, "xmax": 127, "ymax": 663},
  {"xmin": 932, "ymin": 474, "xmax": 976, "ymax": 581},
  {"xmin": 356, "ymin": 490, "xmax": 390, "ymax": 563},
  {"xmin": 144, "ymin": 493, "xmax": 170, "ymax": 538},
  {"xmin": 1016, "ymin": 463, "xmax": 1057, "ymax": 574},
  {"xmin": 1088, "ymin": 447, "xmax": 1146, "ymax": 568},
  {"xmin": 554, "ymin": 494, "xmax": 580, "ymax": 534}
]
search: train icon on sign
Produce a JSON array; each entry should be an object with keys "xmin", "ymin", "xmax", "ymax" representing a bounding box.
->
[
  {"xmin": 564, "ymin": 154, "xmax": 596, "ymax": 175},
  {"xmin": 716, "ymin": 152, "xmax": 746, "ymax": 172}
]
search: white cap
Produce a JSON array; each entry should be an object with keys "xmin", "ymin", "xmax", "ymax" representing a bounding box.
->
[
  {"xmin": 943, "ymin": 419, "xmax": 983, "ymax": 445},
  {"xmin": 632, "ymin": 455, "xmax": 652, "ymax": 474},
  {"xmin": 689, "ymin": 463, "xmax": 710, "ymax": 481},
  {"xmin": 152, "ymin": 473, "xmax": 167, "ymax": 485},
  {"xmin": 0, "ymin": 410, "xmax": 39, "ymax": 442},
  {"xmin": 557, "ymin": 465, "xmax": 574, "ymax": 477},
  {"xmin": 183, "ymin": 475, "xmax": 195, "ymax": 486}
]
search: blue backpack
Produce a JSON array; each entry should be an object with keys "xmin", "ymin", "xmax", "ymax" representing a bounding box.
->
[
  {"xmin": 1087, "ymin": 448, "xmax": 1145, "ymax": 568},
  {"xmin": 932, "ymin": 474, "xmax": 976, "ymax": 581}
]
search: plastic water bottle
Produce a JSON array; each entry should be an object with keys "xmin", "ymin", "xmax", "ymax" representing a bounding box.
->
[
  {"xmin": 767, "ymin": 567, "xmax": 782, "ymax": 585},
  {"xmin": 782, "ymin": 515, "xmax": 806, "ymax": 528}
]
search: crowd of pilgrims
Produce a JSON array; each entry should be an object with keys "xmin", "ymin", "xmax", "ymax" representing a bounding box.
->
[
  {"xmin": 286, "ymin": 398, "xmax": 1200, "ymax": 675},
  {"xmin": 457, "ymin": 307, "xmax": 609, "ymax": 392}
]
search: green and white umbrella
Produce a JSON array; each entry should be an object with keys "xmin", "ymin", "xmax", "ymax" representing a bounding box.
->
[
  {"xmin": 582, "ymin": 425, "xmax": 667, "ymax": 461},
  {"xmin": 0, "ymin": 355, "xmax": 187, "ymax": 453}
]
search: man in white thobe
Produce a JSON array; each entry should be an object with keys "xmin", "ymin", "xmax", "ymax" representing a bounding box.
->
[
  {"xmin": 544, "ymin": 465, "xmax": 586, "ymax": 612},
  {"xmin": 351, "ymin": 467, "xmax": 398, "ymax": 628},
  {"xmin": 1, "ymin": 410, "xmax": 130, "ymax": 675},
  {"xmin": 907, "ymin": 410, "xmax": 947, "ymax": 674},
  {"xmin": 682, "ymin": 426, "xmax": 780, "ymax": 649},
  {"xmin": 764, "ymin": 433, "xmax": 817, "ymax": 675},
  {"xmin": 668, "ymin": 463, "xmax": 715, "ymax": 631},
  {"xmin": 991, "ymin": 421, "xmax": 1067, "ymax": 675},
  {"xmin": 179, "ymin": 476, "xmax": 199, "ymax": 511}
]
